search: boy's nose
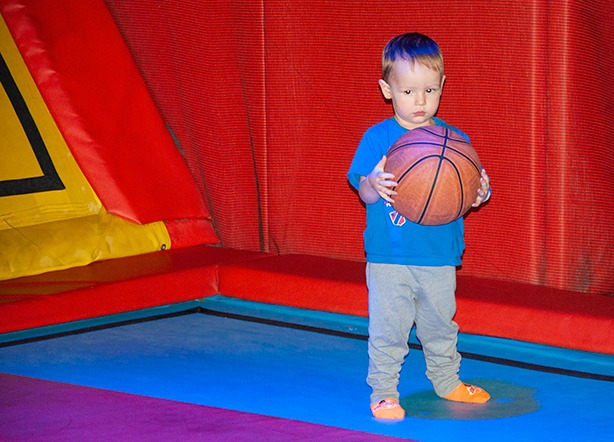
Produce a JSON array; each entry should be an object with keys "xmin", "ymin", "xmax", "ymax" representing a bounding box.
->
[{"xmin": 415, "ymin": 92, "xmax": 426, "ymax": 105}]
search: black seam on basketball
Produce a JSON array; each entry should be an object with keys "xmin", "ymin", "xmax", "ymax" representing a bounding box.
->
[
  {"xmin": 388, "ymin": 140, "xmax": 447, "ymax": 157},
  {"xmin": 443, "ymin": 157, "xmax": 465, "ymax": 219},
  {"xmin": 395, "ymin": 154, "xmax": 443, "ymax": 184},
  {"xmin": 418, "ymin": 133, "xmax": 448, "ymax": 224},
  {"xmin": 443, "ymin": 147, "xmax": 481, "ymax": 172}
]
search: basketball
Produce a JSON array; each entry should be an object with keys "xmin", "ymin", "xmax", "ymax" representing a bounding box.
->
[{"xmin": 385, "ymin": 126, "xmax": 482, "ymax": 226}]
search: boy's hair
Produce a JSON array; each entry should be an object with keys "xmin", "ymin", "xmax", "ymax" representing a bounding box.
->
[{"xmin": 381, "ymin": 33, "xmax": 444, "ymax": 82}]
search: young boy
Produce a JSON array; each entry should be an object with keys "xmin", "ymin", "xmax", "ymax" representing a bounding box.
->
[{"xmin": 347, "ymin": 32, "xmax": 492, "ymax": 420}]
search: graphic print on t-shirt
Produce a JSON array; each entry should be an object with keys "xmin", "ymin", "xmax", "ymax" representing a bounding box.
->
[{"xmin": 386, "ymin": 202, "xmax": 406, "ymax": 227}]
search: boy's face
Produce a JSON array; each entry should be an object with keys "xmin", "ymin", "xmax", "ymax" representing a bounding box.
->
[{"xmin": 378, "ymin": 60, "xmax": 445, "ymax": 130}]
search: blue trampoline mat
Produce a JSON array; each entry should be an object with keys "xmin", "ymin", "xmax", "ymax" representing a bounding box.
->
[{"xmin": 1, "ymin": 297, "xmax": 612, "ymax": 441}]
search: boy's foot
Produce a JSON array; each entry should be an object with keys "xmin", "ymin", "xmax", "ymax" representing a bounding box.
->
[
  {"xmin": 443, "ymin": 383, "xmax": 490, "ymax": 404},
  {"xmin": 370, "ymin": 398, "xmax": 405, "ymax": 420}
]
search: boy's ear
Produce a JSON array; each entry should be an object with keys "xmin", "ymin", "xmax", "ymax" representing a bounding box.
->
[
  {"xmin": 378, "ymin": 79, "xmax": 392, "ymax": 99},
  {"xmin": 440, "ymin": 75, "xmax": 446, "ymax": 89}
]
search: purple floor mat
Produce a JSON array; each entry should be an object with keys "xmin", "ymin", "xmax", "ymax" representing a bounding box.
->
[{"xmin": 0, "ymin": 373, "xmax": 409, "ymax": 441}]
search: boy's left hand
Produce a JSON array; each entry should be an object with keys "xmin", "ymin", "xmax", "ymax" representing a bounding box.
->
[{"xmin": 472, "ymin": 169, "xmax": 491, "ymax": 207}]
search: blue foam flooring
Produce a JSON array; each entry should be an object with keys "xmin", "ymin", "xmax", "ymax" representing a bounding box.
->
[{"xmin": 1, "ymin": 297, "xmax": 613, "ymax": 441}]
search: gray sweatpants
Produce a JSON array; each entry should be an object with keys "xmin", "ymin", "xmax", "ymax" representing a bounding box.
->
[{"xmin": 366, "ymin": 263, "xmax": 461, "ymax": 403}]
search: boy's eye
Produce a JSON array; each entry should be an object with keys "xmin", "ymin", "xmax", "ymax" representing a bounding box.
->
[
  {"xmin": 426, "ymin": 88, "xmax": 437, "ymax": 93},
  {"xmin": 403, "ymin": 90, "xmax": 413, "ymax": 95}
]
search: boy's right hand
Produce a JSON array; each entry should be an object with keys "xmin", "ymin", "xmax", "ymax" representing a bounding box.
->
[{"xmin": 363, "ymin": 156, "xmax": 398, "ymax": 204}]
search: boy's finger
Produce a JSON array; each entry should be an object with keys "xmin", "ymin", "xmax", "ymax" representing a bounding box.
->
[{"xmin": 381, "ymin": 181, "xmax": 398, "ymax": 189}]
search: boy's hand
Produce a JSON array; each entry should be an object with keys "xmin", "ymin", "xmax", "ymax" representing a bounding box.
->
[
  {"xmin": 472, "ymin": 168, "xmax": 491, "ymax": 207},
  {"xmin": 365, "ymin": 156, "xmax": 398, "ymax": 203}
]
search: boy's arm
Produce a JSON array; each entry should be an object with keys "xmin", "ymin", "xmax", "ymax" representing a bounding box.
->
[{"xmin": 359, "ymin": 156, "xmax": 397, "ymax": 204}]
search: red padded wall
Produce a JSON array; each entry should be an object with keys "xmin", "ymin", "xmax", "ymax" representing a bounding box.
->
[{"xmin": 105, "ymin": 0, "xmax": 614, "ymax": 295}]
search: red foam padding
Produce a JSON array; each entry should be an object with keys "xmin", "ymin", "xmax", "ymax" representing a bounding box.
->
[
  {"xmin": 218, "ymin": 255, "xmax": 614, "ymax": 354},
  {"xmin": 2, "ymin": 249, "xmax": 612, "ymax": 354},
  {"xmin": 455, "ymin": 277, "xmax": 614, "ymax": 355},
  {"xmin": 218, "ymin": 255, "xmax": 368, "ymax": 317},
  {"xmin": 164, "ymin": 219, "xmax": 220, "ymax": 249},
  {"xmin": 0, "ymin": 247, "xmax": 270, "ymax": 333}
]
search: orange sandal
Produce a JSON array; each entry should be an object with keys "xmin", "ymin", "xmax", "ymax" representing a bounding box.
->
[
  {"xmin": 443, "ymin": 383, "xmax": 490, "ymax": 404},
  {"xmin": 370, "ymin": 398, "xmax": 406, "ymax": 420}
]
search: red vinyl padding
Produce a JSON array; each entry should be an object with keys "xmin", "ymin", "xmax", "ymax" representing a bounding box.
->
[
  {"xmin": 218, "ymin": 255, "xmax": 368, "ymax": 317},
  {"xmin": 2, "ymin": 249, "xmax": 611, "ymax": 354},
  {"xmin": 218, "ymin": 255, "xmax": 614, "ymax": 354},
  {"xmin": 0, "ymin": 247, "xmax": 270, "ymax": 334}
]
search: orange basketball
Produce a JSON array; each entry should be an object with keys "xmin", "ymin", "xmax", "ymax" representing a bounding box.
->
[{"xmin": 385, "ymin": 126, "xmax": 482, "ymax": 226}]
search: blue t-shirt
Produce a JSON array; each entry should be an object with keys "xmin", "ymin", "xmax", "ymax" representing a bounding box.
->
[{"xmin": 347, "ymin": 117, "xmax": 467, "ymax": 266}]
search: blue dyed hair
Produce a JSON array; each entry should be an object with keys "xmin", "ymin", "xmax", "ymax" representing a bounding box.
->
[{"xmin": 381, "ymin": 33, "xmax": 444, "ymax": 81}]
